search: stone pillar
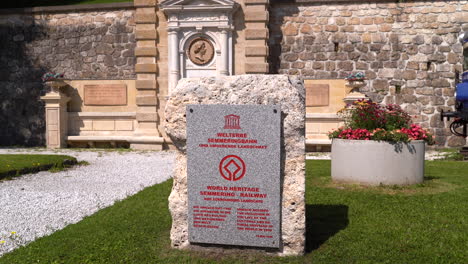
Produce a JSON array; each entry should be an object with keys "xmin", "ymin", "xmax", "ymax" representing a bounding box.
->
[
  {"xmin": 40, "ymin": 81, "xmax": 70, "ymax": 149},
  {"xmin": 219, "ymin": 28, "xmax": 230, "ymax": 76},
  {"xmin": 168, "ymin": 28, "xmax": 180, "ymax": 93},
  {"xmin": 244, "ymin": 0, "xmax": 270, "ymax": 74},
  {"xmin": 134, "ymin": 0, "xmax": 164, "ymax": 150}
]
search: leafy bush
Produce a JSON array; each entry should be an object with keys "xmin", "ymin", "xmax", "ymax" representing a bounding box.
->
[{"xmin": 329, "ymin": 99, "xmax": 435, "ymax": 144}]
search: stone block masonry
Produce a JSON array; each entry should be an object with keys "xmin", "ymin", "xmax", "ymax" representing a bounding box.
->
[
  {"xmin": 0, "ymin": 4, "xmax": 135, "ymax": 146},
  {"xmin": 269, "ymin": 0, "xmax": 468, "ymax": 147},
  {"xmin": 133, "ymin": 0, "xmax": 162, "ymax": 148},
  {"xmin": 244, "ymin": 0, "xmax": 270, "ymax": 74},
  {"xmin": 1, "ymin": 0, "xmax": 466, "ymax": 149}
]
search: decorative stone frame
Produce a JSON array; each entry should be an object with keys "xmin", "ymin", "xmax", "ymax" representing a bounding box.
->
[
  {"xmin": 185, "ymin": 36, "xmax": 216, "ymax": 66},
  {"xmin": 160, "ymin": 0, "xmax": 238, "ymax": 94},
  {"xmin": 181, "ymin": 32, "xmax": 220, "ymax": 77}
]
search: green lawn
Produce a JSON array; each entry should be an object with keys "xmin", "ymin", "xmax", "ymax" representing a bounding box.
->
[
  {"xmin": 0, "ymin": 160, "xmax": 467, "ymax": 263},
  {"xmin": 0, "ymin": 154, "xmax": 78, "ymax": 180}
]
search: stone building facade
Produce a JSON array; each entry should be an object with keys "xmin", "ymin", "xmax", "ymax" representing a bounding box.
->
[
  {"xmin": 0, "ymin": 3, "xmax": 135, "ymax": 146},
  {"xmin": 0, "ymin": 0, "xmax": 467, "ymax": 148},
  {"xmin": 270, "ymin": 0, "xmax": 468, "ymax": 147}
]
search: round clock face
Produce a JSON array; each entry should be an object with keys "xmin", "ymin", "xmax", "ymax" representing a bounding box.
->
[{"xmin": 187, "ymin": 37, "xmax": 215, "ymax": 66}]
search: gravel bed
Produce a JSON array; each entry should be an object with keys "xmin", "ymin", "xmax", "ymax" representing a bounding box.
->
[{"xmin": 0, "ymin": 148, "xmax": 175, "ymax": 256}]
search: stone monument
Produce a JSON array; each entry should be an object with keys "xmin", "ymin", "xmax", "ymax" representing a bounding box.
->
[
  {"xmin": 187, "ymin": 104, "xmax": 281, "ymax": 248},
  {"xmin": 165, "ymin": 74, "xmax": 306, "ymax": 256}
]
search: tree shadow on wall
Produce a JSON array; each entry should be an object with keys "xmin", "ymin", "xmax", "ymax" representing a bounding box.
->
[
  {"xmin": 0, "ymin": 0, "xmax": 131, "ymax": 9},
  {"xmin": 0, "ymin": 19, "xmax": 48, "ymax": 146},
  {"xmin": 267, "ymin": 4, "xmax": 299, "ymax": 74},
  {"xmin": 305, "ymin": 204, "xmax": 349, "ymax": 253}
]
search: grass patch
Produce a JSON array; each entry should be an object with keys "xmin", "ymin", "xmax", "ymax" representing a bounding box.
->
[
  {"xmin": 53, "ymin": 148, "xmax": 146, "ymax": 154},
  {"xmin": 1, "ymin": 160, "xmax": 467, "ymax": 263},
  {"xmin": 0, "ymin": 154, "xmax": 78, "ymax": 180},
  {"xmin": 433, "ymin": 148, "xmax": 465, "ymax": 161},
  {"xmin": 310, "ymin": 162, "xmax": 459, "ymax": 196}
]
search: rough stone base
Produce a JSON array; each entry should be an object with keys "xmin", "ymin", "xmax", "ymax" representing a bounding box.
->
[{"xmin": 164, "ymin": 75, "xmax": 306, "ymax": 256}]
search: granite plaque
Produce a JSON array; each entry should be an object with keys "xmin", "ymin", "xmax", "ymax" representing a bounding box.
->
[
  {"xmin": 84, "ymin": 84, "xmax": 127, "ymax": 106},
  {"xmin": 306, "ymin": 83, "xmax": 329, "ymax": 107},
  {"xmin": 187, "ymin": 104, "xmax": 281, "ymax": 248}
]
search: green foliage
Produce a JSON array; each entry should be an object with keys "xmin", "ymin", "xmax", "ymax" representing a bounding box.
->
[
  {"xmin": 327, "ymin": 129, "xmax": 341, "ymax": 140},
  {"xmin": 0, "ymin": 154, "xmax": 77, "ymax": 180},
  {"xmin": 331, "ymin": 100, "xmax": 434, "ymax": 144},
  {"xmin": 383, "ymin": 104, "xmax": 412, "ymax": 131},
  {"xmin": 342, "ymin": 100, "xmax": 411, "ymax": 131},
  {"xmin": 1, "ymin": 161, "xmax": 468, "ymax": 263},
  {"xmin": 371, "ymin": 128, "xmax": 410, "ymax": 143},
  {"xmin": 436, "ymin": 149, "xmax": 466, "ymax": 161},
  {"xmin": 345, "ymin": 100, "xmax": 386, "ymax": 130}
]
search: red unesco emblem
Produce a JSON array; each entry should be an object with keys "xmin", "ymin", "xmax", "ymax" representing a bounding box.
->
[
  {"xmin": 224, "ymin": 114, "xmax": 241, "ymax": 129},
  {"xmin": 219, "ymin": 155, "xmax": 246, "ymax": 181}
]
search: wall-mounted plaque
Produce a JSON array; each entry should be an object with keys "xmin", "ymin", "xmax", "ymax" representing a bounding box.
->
[
  {"xmin": 84, "ymin": 84, "xmax": 127, "ymax": 106},
  {"xmin": 187, "ymin": 37, "xmax": 215, "ymax": 66},
  {"xmin": 306, "ymin": 83, "xmax": 329, "ymax": 107},
  {"xmin": 186, "ymin": 104, "xmax": 281, "ymax": 248}
]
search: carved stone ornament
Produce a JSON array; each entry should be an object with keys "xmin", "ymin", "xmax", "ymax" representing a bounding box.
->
[{"xmin": 186, "ymin": 37, "xmax": 215, "ymax": 66}]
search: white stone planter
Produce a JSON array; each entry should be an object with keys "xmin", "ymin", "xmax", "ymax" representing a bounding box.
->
[
  {"xmin": 45, "ymin": 79, "xmax": 67, "ymax": 93},
  {"xmin": 331, "ymin": 139, "xmax": 425, "ymax": 186},
  {"xmin": 345, "ymin": 80, "xmax": 365, "ymax": 89}
]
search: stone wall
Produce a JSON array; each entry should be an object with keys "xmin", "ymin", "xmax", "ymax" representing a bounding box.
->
[
  {"xmin": 0, "ymin": 4, "xmax": 135, "ymax": 146},
  {"xmin": 270, "ymin": 0, "xmax": 468, "ymax": 147}
]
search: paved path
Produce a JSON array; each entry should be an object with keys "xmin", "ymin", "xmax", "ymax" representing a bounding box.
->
[{"xmin": 0, "ymin": 148, "xmax": 176, "ymax": 256}]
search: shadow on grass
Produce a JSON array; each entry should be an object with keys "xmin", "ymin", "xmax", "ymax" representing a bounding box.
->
[
  {"xmin": 424, "ymin": 176, "xmax": 440, "ymax": 181},
  {"xmin": 305, "ymin": 204, "xmax": 349, "ymax": 253}
]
